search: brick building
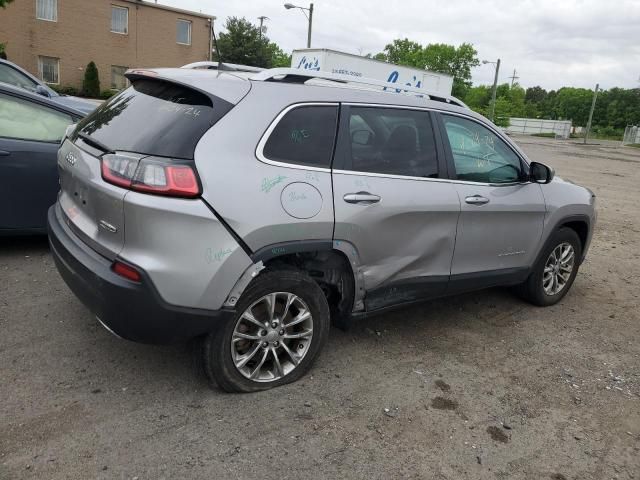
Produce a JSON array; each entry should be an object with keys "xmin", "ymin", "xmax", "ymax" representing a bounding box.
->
[{"xmin": 0, "ymin": 0, "xmax": 214, "ymax": 91}]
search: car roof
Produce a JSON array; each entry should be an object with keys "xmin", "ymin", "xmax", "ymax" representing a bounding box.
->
[{"xmin": 0, "ymin": 82, "xmax": 86, "ymax": 117}]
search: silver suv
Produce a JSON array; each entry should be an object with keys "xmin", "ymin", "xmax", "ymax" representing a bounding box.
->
[{"xmin": 48, "ymin": 67, "xmax": 596, "ymax": 392}]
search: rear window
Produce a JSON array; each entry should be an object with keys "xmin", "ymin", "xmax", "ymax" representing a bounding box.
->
[
  {"xmin": 74, "ymin": 78, "xmax": 232, "ymax": 159},
  {"xmin": 263, "ymin": 105, "xmax": 338, "ymax": 168}
]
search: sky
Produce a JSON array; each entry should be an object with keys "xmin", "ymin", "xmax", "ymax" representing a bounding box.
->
[{"xmin": 162, "ymin": 0, "xmax": 640, "ymax": 90}]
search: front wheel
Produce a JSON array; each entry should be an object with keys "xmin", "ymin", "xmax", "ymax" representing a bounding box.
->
[
  {"xmin": 202, "ymin": 270, "xmax": 330, "ymax": 392},
  {"xmin": 516, "ymin": 228, "xmax": 582, "ymax": 306}
]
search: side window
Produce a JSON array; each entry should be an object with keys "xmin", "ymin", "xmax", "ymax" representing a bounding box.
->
[
  {"xmin": 339, "ymin": 106, "xmax": 439, "ymax": 178},
  {"xmin": 0, "ymin": 64, "xmax": 38, "ymax": 91},
  {"xmin": 0, "ymin": 93, "xmax": 73, "ymax": 142},
  {"xmin": 263, "ymin": 105, "xmax": 338, "ymax": 168},
  {"xmin": 442, "ymin": 115, "xmax": 523, "ymax": 183}
]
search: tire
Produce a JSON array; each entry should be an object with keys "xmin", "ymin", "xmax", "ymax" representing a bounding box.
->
[
  {"xmin": 516, "ymin": 227, "xmax": 582, "ymax": 306},
  {"xmin": 203, "ymin": 269, "xmax": 330, "ymax": 393}
]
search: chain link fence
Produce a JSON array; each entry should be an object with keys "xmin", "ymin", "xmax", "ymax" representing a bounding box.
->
[
  {"xmin": 622, "ymin": 125, "xmax": 640, "ymax": 145},
  {"xmin": 506, "ymin": 118, "xmax": 572, "ymax": 139}
]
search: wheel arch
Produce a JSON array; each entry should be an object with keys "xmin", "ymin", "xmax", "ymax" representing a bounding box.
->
[{"xmin": 247, "ymin": 240, "xmax": 362, "ymax": 326}]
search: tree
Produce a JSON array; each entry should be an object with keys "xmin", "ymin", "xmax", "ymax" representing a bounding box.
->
[
  {"xmin": 376, "ymin": 39, "xmax": 479, "ymax": 98},
  {"xmin": 421, "ymin": 43, "xmax": 480, "ymax": 97},
  {"xmin": 268, "ymin": 43, "xmax": 291, "ymax": 68},
  {"xmin": 215, "ymin": 17, "xmax": 272, "ymax": 68},
  {"xmin": 463, "ymin": 85, "xmax": 492, "ymax": 113},
  {"xmin": 214, "ymin": 17, "xmax": 292, "ymax": 69},
  {"xmin": 525, "ymin": 86, "xmax": 547, "ymax": 104},
  {"xmin": 0, "ymin": 0, "xmax": 14, "ymax": 8},
  {"xmin": 82, "ymin": 61, "xmax": 100, "ymax": 98}
]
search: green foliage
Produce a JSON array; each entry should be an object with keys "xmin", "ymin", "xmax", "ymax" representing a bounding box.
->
[
  {"xmin": 82, "ymin": 61, "xmax": 100, "ymax": 98},
  {"xmin": 267, "ymin": 43, "xmax": 292, "ymax": 68},
  {"xmin": 0, "ymin": 42, "xmax": 6, "ymax": 60},
  {"xmin": 50, "ymin": 85, "xmax": 79, "ymax": 96},
  {"xmin": 0, "ymin": 0, "xmax": 14, "ymax": 8},
  {"xmin": 215, "ymin": 17, "xmax": 291, "ymax": 69},
  {"xmin": 464, "ymin": 81, "xmax": 640, "ymax": 132},
  {"xmin": 375, "ymin": 39, "xmax": 480, "ymax": 98},
  {"xmin": 100, "ymin": 90, "xmax": 117, "ymax": 100}
]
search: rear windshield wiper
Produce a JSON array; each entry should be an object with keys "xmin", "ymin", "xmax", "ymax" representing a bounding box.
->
[{"xmin": 76, "ymin": 131, "xmax": 114, "ymax": 154}]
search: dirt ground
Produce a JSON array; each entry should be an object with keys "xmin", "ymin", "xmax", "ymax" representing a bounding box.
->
[{"xmin": 1, "ymin": 135, "xmax": 639, "ymax": 480}]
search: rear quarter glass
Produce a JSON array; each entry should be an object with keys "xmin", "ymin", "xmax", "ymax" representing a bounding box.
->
[{"xmin": 73, "ymin": 78, "xmax": 233, "ymax": 159}]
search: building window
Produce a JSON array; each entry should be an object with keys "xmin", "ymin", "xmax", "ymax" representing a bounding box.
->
[
  {"xmin": 111, "ymin": 6, "xmax": 128, "ymax": 34},
  {"xmin": 38, "ymin": 56, "xmax": 59, "ymax": 84},
  {"xmin": 111, "ymin": 65, "xmax": 128, "ymax": 90},
  {"xmin": 36, "ymin": 0, "xmax": 57, "ymax": 22},
  {"xmin": 177, "ymin": 19, "xmax": 192, "ymax": 45}
]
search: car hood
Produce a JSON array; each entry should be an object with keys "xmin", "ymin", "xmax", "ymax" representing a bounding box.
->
[{"xmin": 51, "ymin": 95, "xmax": 101, "ymax": 114}]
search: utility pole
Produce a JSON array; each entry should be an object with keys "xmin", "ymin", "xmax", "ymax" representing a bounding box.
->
[
  {"xmin": 584, "ymin": 83, "xmax": 599, "ymax": 145},
  {"xmin": 509, "ymin": 68, "xmax": 519, "ymax": 87},
  {"xmin": 489, "ymin": 58, "xmax": 501, "ymax": 123},
  {"xmin": 258, "ymin": 16, "xmax": 268, "ymax": 40},
  {"xmin": 208, "ymin": 17, "xmax": 215, "ymax": 62}
]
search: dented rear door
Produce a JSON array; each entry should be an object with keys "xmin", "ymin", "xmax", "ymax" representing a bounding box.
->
[{"xmin": 332, "ymin": 105, "xmax": 460, "ymax": 310}]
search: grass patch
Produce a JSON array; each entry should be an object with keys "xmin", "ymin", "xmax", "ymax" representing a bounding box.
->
[{"xmin": 625, "ymin": 143, "xmax": 640, "ymax": 148}]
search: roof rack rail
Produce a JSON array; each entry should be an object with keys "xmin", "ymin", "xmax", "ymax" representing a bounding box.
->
[
  {"xmin": 249, "ymin": 68, "xmax": 468, "ymax": 108},
  {"xmin": 181, "ymin": 61, "xmax": 265, "ymax": 73}
]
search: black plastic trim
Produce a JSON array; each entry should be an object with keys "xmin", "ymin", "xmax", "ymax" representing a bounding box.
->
[
  {"xmin": 251, "ymin": 240, "xmax": 333, "ymax": 263},
  {"xmin": 446, "ymin": 267, "xmax": 530, "ymax": 295},
  {"xmin": 364, "ymin": 275, "xmax": 449, "ymax": 311},
  {"xmin": 48, "ymin": 205, "xmax": 235, "ymax": 344},
  {"xmin": 542, "ymin": 214, "xmax": 592, "ymax": 265}
]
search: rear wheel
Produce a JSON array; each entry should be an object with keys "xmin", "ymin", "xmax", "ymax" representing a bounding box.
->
[
  {"xmin": 203, "ymin": 270, "xmax": 330, "ymax": 392},
  {"xmin": 516, "ymin": 228, "xmax": 582, "ymax": 306}
]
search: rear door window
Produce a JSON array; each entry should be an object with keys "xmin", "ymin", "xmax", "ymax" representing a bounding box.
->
[
  {"xmin": 335, "ymin": 106, "xmax": 439, "ymax": 178},
  {"xmin": 262, "ymin": 105, "xmax": 339, "ymax": 168},
  {"xmin": 74, "ymin": 78, "xmax": 233, "ymax": 159}
]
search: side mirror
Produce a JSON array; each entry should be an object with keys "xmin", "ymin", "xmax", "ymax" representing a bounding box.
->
[
  {"xmin": 530, "ymin": 162, "xmax": 555, "ymax": 184},
  {"xmin": 35, "ymin": 85, "xmax": 51, "ymax": 98},
  {"xmin": 351, "ymin": 130, "xmax": 373, "ymax": 146}
]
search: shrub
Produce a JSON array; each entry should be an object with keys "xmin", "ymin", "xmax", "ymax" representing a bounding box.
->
[
  {"xmin": 82, "ymin": 61, "xmax": 100, "ymax": 98},
  {"xmin": 50, "ymin": 85, "xmax": 79, "ymax": 96},
  {"xmin": 100, "ymin": 89, "xmax": 117, "ymax": 99}
]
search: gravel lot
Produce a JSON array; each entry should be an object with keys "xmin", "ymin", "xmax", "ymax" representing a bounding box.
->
[{"xmin": 1, "ymin": 135, "xmax": 639, "ymax": 480}]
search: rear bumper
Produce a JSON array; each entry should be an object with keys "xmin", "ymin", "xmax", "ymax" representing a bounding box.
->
[{"xmin": 47, "ymin": 205, "xmax": 235, "ymax": 344}]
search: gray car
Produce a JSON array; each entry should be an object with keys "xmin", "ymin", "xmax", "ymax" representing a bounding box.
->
[{"xmin": 47, "ymin": 67, "xmax": 596, "ymax": 392}]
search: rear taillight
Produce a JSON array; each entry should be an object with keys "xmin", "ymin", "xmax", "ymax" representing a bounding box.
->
[
  {"xmin": 101, "ymin": 154, "xmax": 200, "ymax": 198},
  {"xmin": 112, "ymin": 261, "xmax": 142, "ymax": 282}
]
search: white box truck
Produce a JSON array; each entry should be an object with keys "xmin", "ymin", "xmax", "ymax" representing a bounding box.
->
[{"xmin": 291, "ymin": 48, "xmax": 454, "ymax": 96}]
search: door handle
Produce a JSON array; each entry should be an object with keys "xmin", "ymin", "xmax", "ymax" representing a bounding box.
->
[
  {"xmin": 465, "ymin": 195, "xmax": 489, "ymax": 205},
  {"xmin": 0, "ymin": 150, "xmax": 10, "ymax": 156},
  {"xmin": 343, "ymin": 192, "xmax": 381, "ymax": 204}
]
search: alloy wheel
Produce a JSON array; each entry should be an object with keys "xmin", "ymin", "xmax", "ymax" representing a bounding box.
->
[
  {"xmin": 231, "ymin": 292, "xmax": 314, "ymax": 382},
  {"xmin": 542, "ymin": 242, "xmax": 575, "ymax": 296}
]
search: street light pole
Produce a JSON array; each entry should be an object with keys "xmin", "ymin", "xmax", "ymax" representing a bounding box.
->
[
  {"xmin": 284, "ymin": 3, "xmax": 314, "ymax": 48},
  {"xmin": 307, "ymin": 3, "xmax": 313, "ymax": 48},
  {"xmin": 584, "ymin": 83, "xmax": 599, "ymax": 145},
  {"xmin": 489, "ymin": 58, "xmax": 501, "ymax": 123}
]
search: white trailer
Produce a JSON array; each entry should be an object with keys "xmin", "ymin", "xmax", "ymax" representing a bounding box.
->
[{"xmin": 291, "ymin": 48, "xmax": 454, "ymax": 96}]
